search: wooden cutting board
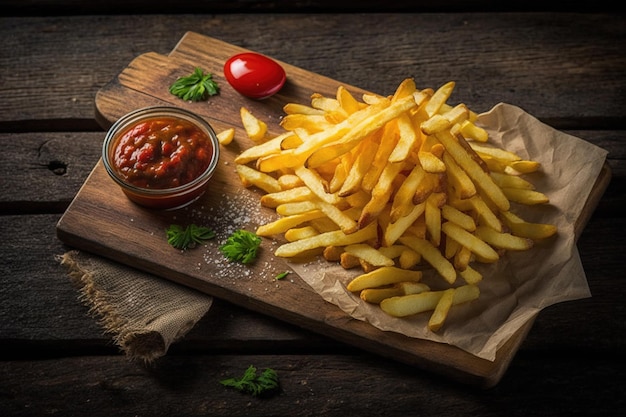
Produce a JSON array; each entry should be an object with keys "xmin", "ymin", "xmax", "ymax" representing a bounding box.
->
[{"xmin": 57, "ymin": 31, "xmax": 611, "ymax": 388}]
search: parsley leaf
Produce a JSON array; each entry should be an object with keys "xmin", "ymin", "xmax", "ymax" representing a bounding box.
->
[
  {"xmin": 169, "ymin": 67, "xmax": 219, "ymax": 102},
  {"xmin": 219, "ymin": 229, "xmax": 261, "ymax": 264},
  {"xmin": 275, "ymin": 271, "xmax": 291, "ymax": 280},
  {"xmin": 220, "ymin": 365, "xmax": 280, "ymax": 397},
  {"xmin": 166, "ymin": 224, "xmax": 215, "ymax": 250}
]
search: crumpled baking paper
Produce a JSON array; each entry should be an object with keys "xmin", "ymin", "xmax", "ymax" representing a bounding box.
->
[{"xmin": 290, "ymin": 103, "xmax": 608, "ymax": 361}]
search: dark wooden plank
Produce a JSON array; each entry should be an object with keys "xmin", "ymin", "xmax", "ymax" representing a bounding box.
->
[
  {"xmin": 1, "ymin": 14, "xmax": 625, "ymax": 129},
  {"xmin": 0, "ymin": 353, "xmax": 623, "ymax": 417},
  {"xmin": 3, "ymin": 0, "xmax": 621, "ymax": 15}
]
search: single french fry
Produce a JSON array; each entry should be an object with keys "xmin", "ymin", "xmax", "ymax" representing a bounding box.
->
[
  {"xmin": 294, "ymin": 165, "xmax": 340, "ymax": 205},
  {"xmin": 283, "ymin": 102, "xmax": 325, "ymax": 115},
  {"xmin": 458, "ymin": 119, "xmax": 488, "ymax": 142},
  {"xmin": 459, "ymin": 264, "xmax": 483, "ymax": 284},
  {"xmin": 280, "ymin": 113, "xmax": 334, "ymax": 133},
  {"xmin": 383, "ymin": 202, "xmax": 426, "ymax": 247},
  {"xmin": 275, "ymin": 200, "xmax": 318, "ymax": 216},
  {"xmin": 235, "ymin": 132, "xmax": 294, "ymax": 164},
  {"xmin": 441, "ymin": 221, "xmax": 499, "ymax": 263},
  {"xmin": 346, "ymin": 266, "xmax": 423, "ymax": 292},
  {"xmin": 275, "ymin": 221, "xmax": 378, "ymax": 258},
  {"xmin": 468, "ymin": 195, "xmax": 502, "ymax": 232},
  {"xmin": 323, "ymin": 245, "xmax": 344, "ymax": 262},
  {"xmin": 388, "ymin": 112, "xmax": 420, "ymax": 163},
  {"xmin": 474, "ymin": 225, "xmax": 534, "ymax": 251},
  {"xmin": 425, "ymin": 192, "xmax": 443, "ymax": 247},
  {"xmin": 380, "ymin": 291, "xmax": 443, "ymax": 317},
  {"xmin": 256, "ymin": 210, "xmax": 325, "ymax": 236},
  {"xmin": 453, "ymin": 245, "xmax": 472, "ymax": 271},
  {"xmin": 399, "ymin": 236, "xmax": 457, "ymax": 284},
  {"xmin": 360, "ymin": 281, "xmax": 430, "ymax": 304},
  {"xmin": 469, "ymin": 142, "xmax": 521, "ymax": 163},
  {"xmin": 278, "ymin": 174, "xmax": 305, "ymax": 190},
  {"xmin": 428, "ymin": 288, "xmax": 455, "ymax": 332},
  {"xmin": 502, "ymin": 187, "xmax": 550, "ymax": 205},
  {"xmin": 240, "ymin": 107, "xmax": 267, "ymax": 141},
  {"xmin": 377, "ymin": 245, "xmax": 407, "ymax": 260},
  {"xmin": 260, "ymin": 186, "xmax": 314, "ymax": 208},
  {"xmin": 441, "ymin": 204, "xmax": 476, "ymax": 231},
  {"xmin": 490, "ymin": 172, "xmax": 535, "ymax": 190},
  {"xmin": 340, "ymin": 252, "xmax": 362, "ymax": 269},
  {"xmin": 285, "ymin": 226, "xmax": 320, "ymax": 242},
  {"xmin": 424, "ymin": 81, "xmax": 456, "ymax": 118},
  {"xmin": 236, "ymin": 164, "xmax": 282, "ymax": 194},
  {"xmin": 500, "ymin": 210, "xmax": 558, "ymax": 240},
  {"xmin": 390, "ymin": 164, "xmax": 426, "ymax": 221},
  {"xmin": 359, "ymin": 161, "xmax": 404, "ymax": 228},
  {"xmin": 398, "ymin": 249, "xmax": 420, "ymax": 270},
  {"xmin": 337, "ymin": 85, "xmax": 362, "ymax": 115},
  {"xmin": 507, "ymin": 160, "xmax": 541, "ymax": 174},
  {"xmin": 443, "ymin": 152, "xmax": 476, "ymax": 199},
  {"xmin": 344, "ymin": 243, "xmax": 395, "ymax": 267},
  {"xmin": 380, "ymin": 284, "xmax": 479, "ymax": 319}
]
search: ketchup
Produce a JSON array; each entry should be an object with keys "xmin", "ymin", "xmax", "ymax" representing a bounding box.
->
[{"xmin": 112, "ymin": 117, "xmax": 213, "ymax": 189}]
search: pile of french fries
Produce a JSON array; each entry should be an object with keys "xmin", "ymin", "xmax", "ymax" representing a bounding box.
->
[{"xmin": 232, "ymin": 79, "xmax": 557, "ymax": 332}]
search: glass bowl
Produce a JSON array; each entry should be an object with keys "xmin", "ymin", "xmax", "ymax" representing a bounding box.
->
[{"xmin": 102, "ymin": 106, "xmax": 220, "ymax": 210}]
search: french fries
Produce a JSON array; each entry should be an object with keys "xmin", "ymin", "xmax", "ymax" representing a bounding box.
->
[{"xmin": 233, "ymin": 79, "xmax": 557, "ymax": 332}]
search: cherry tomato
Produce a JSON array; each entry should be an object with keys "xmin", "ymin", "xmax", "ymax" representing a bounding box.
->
[{"xmin": 223, "ymin": 52, "xmax": 286, "ymax": 99}]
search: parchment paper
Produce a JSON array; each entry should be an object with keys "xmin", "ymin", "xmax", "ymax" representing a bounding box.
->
[{"xmin": 290, "ymin": 103, "xmax": 608, "ymax": 361}]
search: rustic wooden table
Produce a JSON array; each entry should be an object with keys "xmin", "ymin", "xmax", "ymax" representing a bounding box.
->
[{"xmin": 1, "ymin": 4, "xmax": 625, "ymax": 416}]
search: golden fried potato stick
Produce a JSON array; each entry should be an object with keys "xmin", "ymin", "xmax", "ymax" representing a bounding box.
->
[
  {"xmin": 502, "ymin": 188, "xmax": 550, "ymax": 205},
  {"xmin": 490, "ymin": 172, "xmax": 535, "ymax": 190},
  {"xmin": 256, "ymin": 210, "xmax": 325, "ymax": 236},
  {"xmin": 458, "ymin": 119, "xmax": 488, "ymax": 142},
  {"xmin": 500, "ymin": 210, "xmax": 557, "ymax": 240},
  {"xmin": 359, "ymin": 161, "xmax": 405, "ymax": 228},
  {"xmin": 390, "ymin": 164, "xmax": 427, "ymax": 222},
  {"xmin": 283, "ymin": 102, "xmax": 325, "ymax": 115},
  {"xmin": 280, "ymin": 113, "xmax": 334, "ymax": 133},
  {"xmin": 260, "ymin": 186, "xmax": 314, "ymax": 208},
  {"xmin": 383, "ymin": 202, "xmax": 427, "ymax": 247},
  {"xmin": 347, "ymin": 266, "xmax": 424, "ymax": 292},
  {"xmin": 240, "ymin": 107, "xmax": 267, "ymax": 142},
  {"xmin": 380, "ymin": 284, "xmax": 479, "ymax": 318},
  {"xmin": 424, "ymin": 81, "xmax": 456, "ymax": 117},
  {"xmin": 441, "ymin": 204, "xmax": 476, "ymax": 231},
  {"xmin": 274, "ymin": 221, "xmax": 378, "ymax": 258},
  {"xmin": 441, "ymin": 221, "xmax": 500, "ymax": 263},
  {"xmin": 217, "ymin": 127, "xmax": 235, "ymax": 145},
  {"xmin": 459, "ymin": 264, "xmax": 483, "ymax": 284},
  {"xmin": 336, "ymin": 85, "xmax": 362, "ymax": 115},
  {"xmin": 360, "ymin": 282, "xmax": 430, "ymax": 304},
  {"xmin": 236, "ymin": 164, "xmax": 281, "ymax": 194},
  {"xmin": 399, "ymin": 236, "xmax": 458, "ymax": 284},
  {"xmin": 344, "ymin": 243, "xmax": 395, "ymax": 267},
  {"xmin": 428, "ymin": 288, "xmax": 455, "ymax": 332}
]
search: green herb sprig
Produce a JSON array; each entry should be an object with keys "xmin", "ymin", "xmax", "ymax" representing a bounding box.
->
[
  {"xmin": 166, "ymin": 224, "xmax": 216, "ymax": 250},
  {"xmin": 220, "ymin": 365, "xmax": 280, "ymax": 397},
  {"xmin": 219, "ymin": 229, "xmax": 262, "ymax": 264},
  {"xmin": 275, "ymin": 271, "xmax": 291, "ymax": 280},
  {"xmin": 169, "ymin": 67, "xmax": 219, "ymax": 102}
]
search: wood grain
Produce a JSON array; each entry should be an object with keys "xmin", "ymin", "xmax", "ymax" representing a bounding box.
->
[{"xmin": 57, "ymin": 32, "xmax": 608, "ymax": 388}]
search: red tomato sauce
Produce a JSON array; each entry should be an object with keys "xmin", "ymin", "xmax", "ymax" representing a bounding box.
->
[{"xmin": 111, "ymin": 117, "xmax": 213, "ymax": 189}]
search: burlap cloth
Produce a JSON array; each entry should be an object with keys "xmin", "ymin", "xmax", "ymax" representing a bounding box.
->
[{"xmin": 58, "ymin": 250, "xmax": 212, "ymax": 362}]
